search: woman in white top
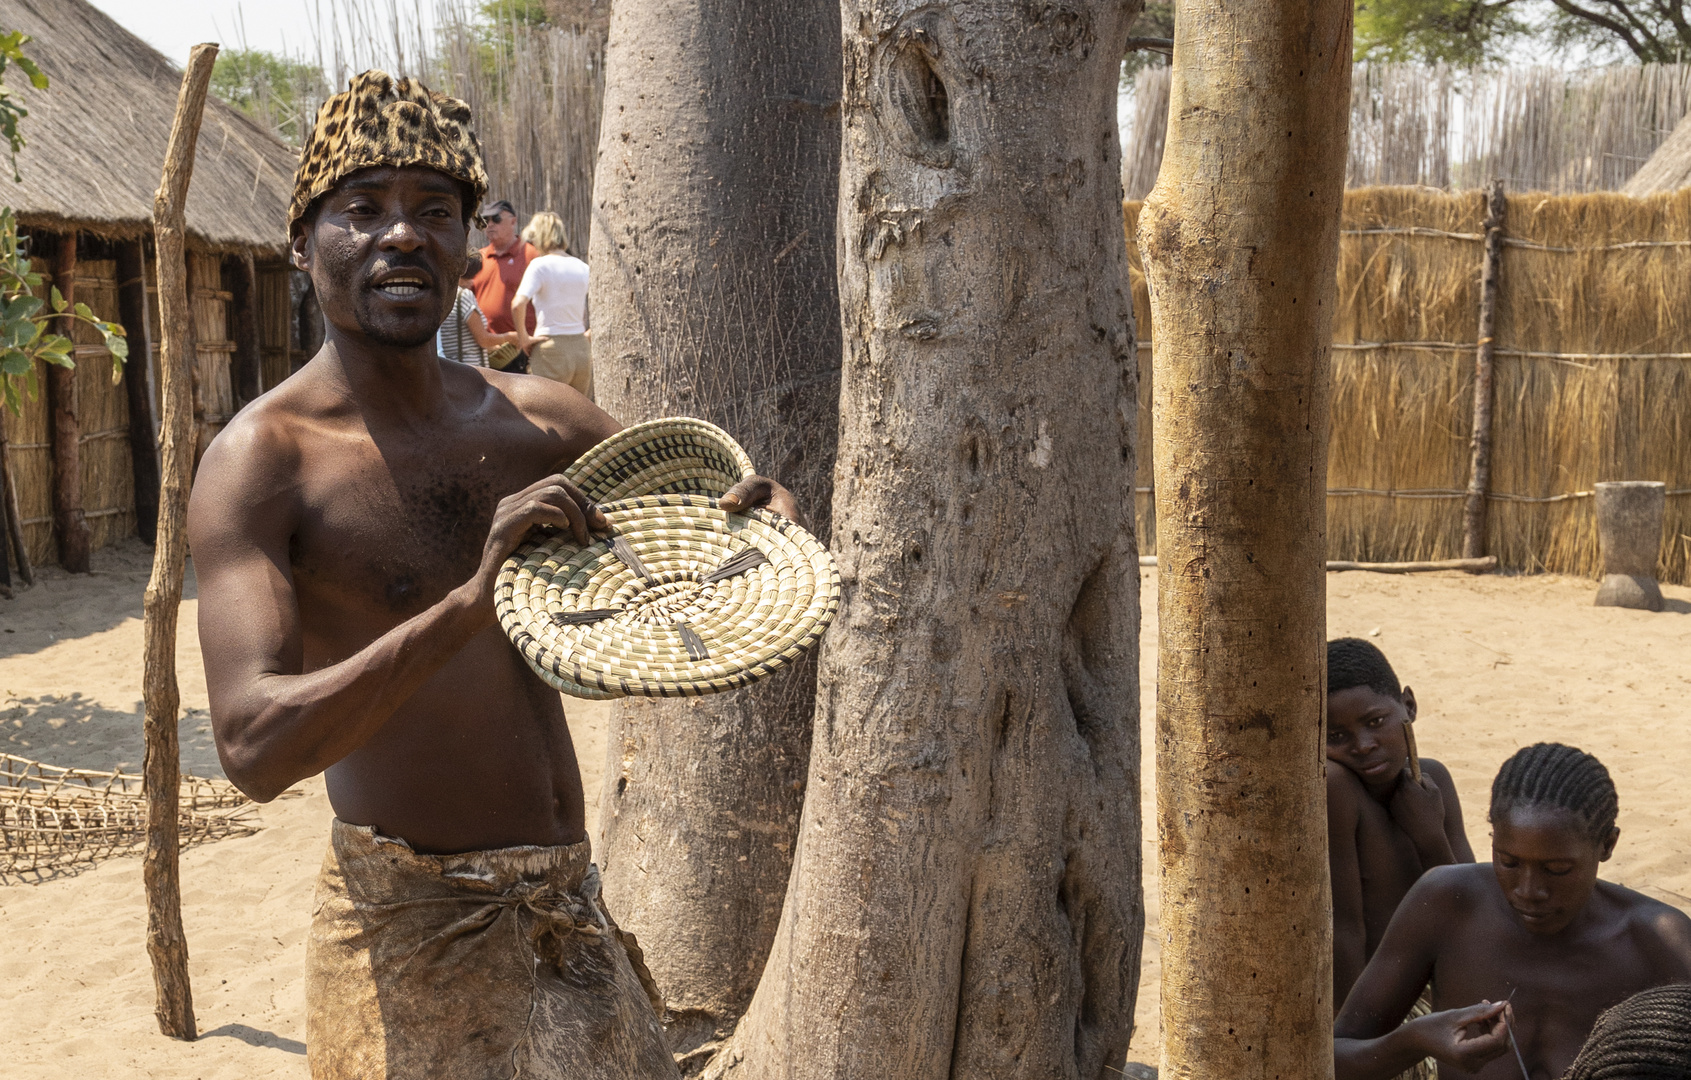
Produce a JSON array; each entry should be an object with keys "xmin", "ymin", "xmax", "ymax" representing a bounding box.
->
[
  {"xmin": 510, "ymin": 212, "xmax": 592, "ymax": 397},
  {"xmin": 437, "ymin": 251, "xmax": 516, "ymax": 366}
]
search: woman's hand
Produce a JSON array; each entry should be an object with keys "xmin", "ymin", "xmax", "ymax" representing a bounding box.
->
[
  {"xmin": 720, "ymin": 475, "xmax": 807, "ymax": 531},
  {"xmin": 1390, "ymin": 768, "xmax": 1456, "ymax": 865},
  {"xmin": 1408, "ymin": 1000, "xmax": 1512, "ymax": 1074}
]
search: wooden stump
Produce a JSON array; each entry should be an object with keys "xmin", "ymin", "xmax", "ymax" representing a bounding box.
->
[{"xmin": 1594, "ymin": 480, "xmax": 1666, "ymax": 612}]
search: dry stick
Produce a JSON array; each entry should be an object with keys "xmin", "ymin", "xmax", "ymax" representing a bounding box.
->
[
  {"xmin": 142, "ymin": 41, "xmax": 218, "ymax": 1043},
  {"xmin": 1137, "ymin": 554, "xmax": 1498, "ymax": 573},
  {"xmin": 1404, "ymin": 723, "xmax": 1423, "ymax": 785},
  {"xmin": 0, "ymin": 406, "xmax": 30, "ymax": 585},
  {"xmin": 1462, "ymin": 181, "xmax": 1507, "ymax": 564}
]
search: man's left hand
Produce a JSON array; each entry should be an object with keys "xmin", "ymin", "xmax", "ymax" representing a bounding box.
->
[{"xmin": 720, "ymin": 475, "xmax": 807, "ymax": 531}]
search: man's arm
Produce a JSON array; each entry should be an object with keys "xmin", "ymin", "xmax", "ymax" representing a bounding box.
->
[
  {"xmin": 1328, "ymin": 764, "xmax": 1370, "ymax": 1012},
  {"xmin": 189, "ymin": 421, "xmax": 605, "ymax": 803}
]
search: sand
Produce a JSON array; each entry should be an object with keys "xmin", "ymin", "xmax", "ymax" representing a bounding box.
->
[{"xmin": 2, "ymin": 539, "xmax": 1688, "ymax": 1077}]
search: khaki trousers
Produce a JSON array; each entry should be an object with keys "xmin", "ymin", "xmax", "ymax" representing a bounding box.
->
[{"xmin": 529, "ymin": 333, "xmax": 593, "ymax": 399}]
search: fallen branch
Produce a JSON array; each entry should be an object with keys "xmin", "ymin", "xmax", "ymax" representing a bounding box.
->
[{"xmin": 1139, "ymin": 554, "xmax": 1500, "ymax": 574}]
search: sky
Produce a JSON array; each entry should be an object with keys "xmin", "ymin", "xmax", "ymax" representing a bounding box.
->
[
  {"xmin": 86, "ymin": 1, "xmax": 444, "ymax": 73},
  {"xmin": 87, "ymin": 1, "xmax": 324, "ymax": 66}
]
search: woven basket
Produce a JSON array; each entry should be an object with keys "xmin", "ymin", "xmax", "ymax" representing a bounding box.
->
[{"xmin": 497, "ymin": 419, "xmax": 840, "ymax": 699}]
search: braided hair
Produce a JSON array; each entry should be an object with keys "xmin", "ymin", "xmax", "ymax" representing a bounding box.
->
[
  {"xmin": 1328, "ymin": 638, "xmax": 1401, "ymax": 698},
  {"xmin": 1561, "ymin": 983, "xmax": 1691, "ymax": 1078},
  {"xmin": 1490, "ymin": 743, "xmax": 1619, "ymax": 844}
]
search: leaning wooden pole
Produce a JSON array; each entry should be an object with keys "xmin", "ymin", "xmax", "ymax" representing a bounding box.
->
[
  {"xmin": 1461, "ymin": 180, "xmax": 1506, "ymax": 562},
  {"xmin": 142, "ymin": 41, "xmax": 217, "ymax": 1042},
  {"xmin": 1138, "ymin": 4, "xmax": 1351, "ymax": 1079}
]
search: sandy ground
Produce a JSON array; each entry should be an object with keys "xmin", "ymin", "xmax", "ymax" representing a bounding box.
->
[{"xmin": 2, "ymin": 539, "xmax": 1688, "ymax": 1076}]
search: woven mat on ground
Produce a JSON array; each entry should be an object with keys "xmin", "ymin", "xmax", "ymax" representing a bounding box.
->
[
  {"xmin": 0, "ymin": 754, "xmax": 258, "ymax": 883},
  {"xmin": 497, "ymin": 418, "xmax": 840, "ymax": 699}
]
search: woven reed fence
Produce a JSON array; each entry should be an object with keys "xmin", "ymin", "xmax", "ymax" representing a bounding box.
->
[
  {"xmin": 6, "ymin": 257, "xmax": 135, "ymax": 567},
  {"xmin": 0, "ymin": 753, "xmax": 256, "ymax": 883},
  {"xmin": 1123, "ymin": 63, "xmax": 1691, "ymax": 199},
  {"xmin": 1125, "ymin": 188, "xmax": 1691, "ymax": 586}
]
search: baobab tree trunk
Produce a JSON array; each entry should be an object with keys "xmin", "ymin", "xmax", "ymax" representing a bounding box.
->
[
  {"xmin": 707, "ymin": 1, "xmax": 1143, "ymax": 1077},
  {"xmin": 586, "ymin": 0, "xmax": 841, "ymax": 1061},
  {"xmin": 1137, "ymin": 4, "xmax": 1352, "ymax": 1079}
]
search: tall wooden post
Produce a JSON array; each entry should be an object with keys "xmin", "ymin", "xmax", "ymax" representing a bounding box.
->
[
  {"xmin": 1462, "ymin": 181, "xmax": 1506, "ymax": 562},
  {"xmin": 118, "ymin": 239, "xmax": 161, "ymax": 545},
  {"xmin": 1138, "ymin": 3, "xmax": 1352, "ymax": 1078},
  {"xmin": 48, "ymin": 232, "xmax": 90, "ymax": 572},
  {"xmin": 227, "ymin": 252, "xmax": 261, "ymax": 406},
  {"xmin": 142, "ymin": 41, "xmax": 218, "ymax": 1042}
]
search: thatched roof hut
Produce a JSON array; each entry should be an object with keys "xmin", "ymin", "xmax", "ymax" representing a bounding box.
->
[
  {"xmin": 0, "ymin": 0, "xmax": 297, "ymax": 249},
  {"xmin": 1623, "ymin": 110, "xmax": 1691, "ymax": 195},
  {"xmin": 0, "ymin": 0, "xmax": 305, "ymax": 583}
]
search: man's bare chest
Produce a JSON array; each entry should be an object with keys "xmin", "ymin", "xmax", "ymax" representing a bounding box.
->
[{"xmin": 291, "ymin": 439, "xmax": 547, "ymax": 618}]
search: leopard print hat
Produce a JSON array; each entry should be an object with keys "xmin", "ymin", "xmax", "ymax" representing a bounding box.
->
[{"xmin": 289, "ymin": 70, "xmax": 489, "ymax": 230}]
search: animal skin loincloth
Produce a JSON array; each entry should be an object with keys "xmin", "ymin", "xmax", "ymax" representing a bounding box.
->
[{"xmin": 306, "ymin": 819, "xmax": 677, "ymax": 1079}]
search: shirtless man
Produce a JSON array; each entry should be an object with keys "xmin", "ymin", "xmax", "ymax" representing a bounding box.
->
[
  {"xmin": 187, "ymin": 73, "xmax": 795, "ymax": 1079},
  {"xmin": 1326, "ymin": 638, "xmax": 1474, "ymax": 1007},
  {"xmin": 1333, "ymin": 742, "xmax": 1691, "ymax": 1080}
]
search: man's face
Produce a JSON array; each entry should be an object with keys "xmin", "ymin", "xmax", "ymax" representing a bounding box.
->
[
  {"xmin": 292, "ymin": 166, "xmax": 469, "ymax": 349},
  {"xmin": 484, "ymin": 209, "xmax": 517, "ymax": 252}
]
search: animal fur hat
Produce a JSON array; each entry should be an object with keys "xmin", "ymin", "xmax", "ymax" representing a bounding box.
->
[{"xmin": 289, "ymin": 70, "xmax": 489, "ymax": 230}]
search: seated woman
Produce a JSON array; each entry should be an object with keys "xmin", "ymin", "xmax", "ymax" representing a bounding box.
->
[{"xmin": 1334, "ymin": 743, "xmax": 1691, "ymax": 1080}]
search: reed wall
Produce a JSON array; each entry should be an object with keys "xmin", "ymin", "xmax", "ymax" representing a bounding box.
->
[
  {"xmin": 5, "ymin": 257, "xmax": 135, "ymax": 568},
  {"xmin": 1127, "ymin": 189, "xmax": 1691, "ymax": 585}
]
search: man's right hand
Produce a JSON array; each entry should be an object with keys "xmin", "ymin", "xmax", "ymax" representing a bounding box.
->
[
  {"xmin": 459, "ymin": 474, "xmax": 607, "ymax": 622},
  {"xmin": 1409, "ymin": 1000, "xmax": 1511, "ymax": 1073},
  {"xmin": 1390, "ymin": 768, "xmax": 1457, "ymax": 866}
]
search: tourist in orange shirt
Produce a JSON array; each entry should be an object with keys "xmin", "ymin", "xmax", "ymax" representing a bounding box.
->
[{"xmin": 471, "ymin": 200, "xmax": 537, "ymax": 364}]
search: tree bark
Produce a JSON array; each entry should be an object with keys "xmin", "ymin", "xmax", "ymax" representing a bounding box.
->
[
  {"xmin": 0, "ymin": 405, "xmax": 29, "ymax": 586},
  {"xmin": 1462, "ymin": 181, "xmax": 1506, "ymax": 562},
  {"xmin": 118, "ymin": 239, "xmax": 161, "ymax": 545},
  {"xmin": 586, "ymin": 0, "xmax": 842, "ymax": 1060},
  {"xmin": 1137, "ymin": 4, "xmax": 1351, "ymax": 1079},
  {"xmin": 709, "ymin": 2, "xmax": 1143, "ymax": 1077},
  {"xmin": 48, "ymin": 233, "xmax": 90, "ymax": 573},
  {"xmin": 143, "ymin": 41, "xmax": 218, "ymax": 1043},
  {"xmin": 227, "ymin": 252, "xmax": 262, "ymax": 408}
]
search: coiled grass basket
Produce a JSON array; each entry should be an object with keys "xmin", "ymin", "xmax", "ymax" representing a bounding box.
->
[{"xmin": 496, "ymin": 417, "xmax": 840, "ymax": 699}]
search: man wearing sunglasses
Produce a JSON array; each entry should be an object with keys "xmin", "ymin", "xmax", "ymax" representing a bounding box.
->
[{"xmin": 472, "ymin": 197, "xmax": 538, "ymax": 341}]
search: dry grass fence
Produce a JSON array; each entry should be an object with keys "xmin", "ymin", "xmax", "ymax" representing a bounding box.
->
[
  {"xmin": 1123, "ymin": 63, "xmax": 1691, "ymax": 199},
  {"xmin": 1125, "ymin": 189, "xmax": 1691, "ymax": 585}
]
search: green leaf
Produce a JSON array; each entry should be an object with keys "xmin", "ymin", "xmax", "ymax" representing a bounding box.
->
[
  {"xmin": 3, "ymin": 292, "xmax": 39, "ymax": 321},
  {"xmin": 0, "ymin": 347, "xmax": 28, "ymax": 374},
  {"xmin": 49, "ymin": 285, "xmax": 63, "ymax": 312},
  {"xmin": 72, "ymin": 300, "xmax": 92, "ymax": 321},
  {"xmin": 101, "ymin": 325, "xmax": 129, "ymax": 362}
]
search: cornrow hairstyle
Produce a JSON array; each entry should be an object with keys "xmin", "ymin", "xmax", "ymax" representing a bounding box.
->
[
  {"xmin": 1327, "ymin": 638, "xmax": 1401, "ymax": 698},
  {"xmin": 1490, "ymin": 742, "xmax": 1619, "ymax": 844},
  {"xmin": 1561, "ymin": 983, "xmax": 1691, "ymax": 1079}
]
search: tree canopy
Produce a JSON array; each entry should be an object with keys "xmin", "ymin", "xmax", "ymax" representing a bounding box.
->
[{"xmin": 1354, "ymin": 1, "xmax": 1691, "ymax": 65}]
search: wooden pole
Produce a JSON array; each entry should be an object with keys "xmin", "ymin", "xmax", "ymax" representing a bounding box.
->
[
  {"xmin": 0, "ymin": 405, "xmax": 30, "ymax": 586},
  {"xmin": 1462, "ymin": 180, "xmax": 1507, "ymax": 562},
  {"xmin": 118, "ymin": 239, "xmax": 161, "ymax": 545},
  {"xmin": 228, "ymin": 252, "xmax": 261, "ymax": 406},
  {"xmin": 1138, "ymin": 1, "xmax": 1350, "ymax": 1077},
  {"xmin": 48, "ymin": 232, "xmax": 90, "ymax": 573},
  {"xmin": 142, "ymin": 41, "xmax": 217, "ymax": 1043}
]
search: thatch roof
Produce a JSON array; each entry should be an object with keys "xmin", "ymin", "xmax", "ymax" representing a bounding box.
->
[
  {"xmin": 0, "ymin": 0, "xmax": 298, "ymax": 252},
  {"xmin": 1622, "ymin": 109, "xmax": 1691, "ymax": 195}
]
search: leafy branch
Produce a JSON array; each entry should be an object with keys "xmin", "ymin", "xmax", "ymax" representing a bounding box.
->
[
  {"xmin": 0, "ymin": 206, "xmax": 128, "ymax": 415},
  {"xmin": 0, "ymin": 29, "xmax": 46, "ymax": 182}
]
